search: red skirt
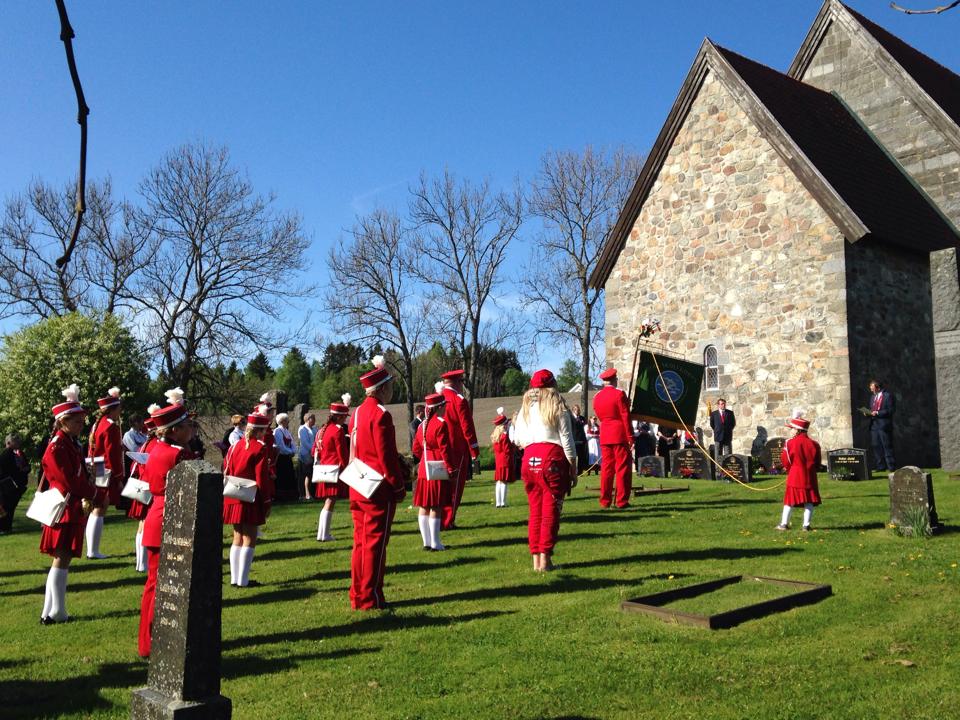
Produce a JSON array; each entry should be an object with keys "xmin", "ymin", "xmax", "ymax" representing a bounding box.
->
[
  {"xmin": 223, "ymin": 497, "xmax": 267, "ymax": 526},
  {"xmin": 413, "ymin": 476, "xmax": 454, "ymax": 508},
  {"xmin": 127, "ymin": 499, "xmax": 150, "ymax": 520},
  {"xmin": 494, "ymin": 463, "xmax": 516, "ymax": 483},
  {"xmin": 40, "ymin": 522, "xmax": 84, "ymax": 558},
  {"xmin": 314, "ymin": 480, "xmax": 348, "ymax": 499},
  {"xmin": 783, "ymin": 483, "xmax": 821, "ymax": 506}
]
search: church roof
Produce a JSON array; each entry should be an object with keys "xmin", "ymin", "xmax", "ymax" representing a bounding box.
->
[{"xmin": 591, "ymin": 25, "xmax": 960, "ymax": 289}]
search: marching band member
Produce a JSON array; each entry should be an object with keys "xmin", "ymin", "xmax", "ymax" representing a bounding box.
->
[
  {"xmin": 84, "ymin": 386, "xmax": 124, "ymax": 559},
  {"xmin": 411, "ymin": 393, "xmax": 455, "ymax": 551},
  {"xmin": 776, "ymin": 410, "xmax": 822, "ymax": 532},
  {"xmin": 592, "ymin": 368, "xmax": 633, "ymax": 509},
  {"xmin": 439, "ymin": 369, "xmax": 479, "ymax": 530},
  {"xmin": 512, "ymin": 370, "xmax": 577, "ymax": 572},
  {"xmin": 312, "ymin": 396, "xmax": 351, "ymax": 542},
  {"xmin": 223, "ymin": 412, "xmax": 274, "ymax": 587},
  {"xmin": 348, "ymin": 356, "xmax": 406, "ymax": 610},
  {"xmin": 138, "ymin": 396, "xmax": 196, "ymax": 657},
  {"xmin": 39, "ymin": 384, "xmax": 97, "ymax": 624},
  {"xmin": 491, "ymin": 409, "xmax": 516, "ymax": 508},
  {"xmin": 126, "ymin": 407, "xmax": 159, "ymax": 573}
]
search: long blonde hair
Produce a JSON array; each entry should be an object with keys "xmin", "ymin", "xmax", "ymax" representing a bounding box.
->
[
  {"xmin": 520, "ymin": 386, "xmax": 567, "ymax": 430},
  {"xmin": 491, "ymin": 424, "xmax": 505, "ymax": 444}
]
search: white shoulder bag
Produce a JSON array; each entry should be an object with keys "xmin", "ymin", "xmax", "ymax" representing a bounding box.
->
[
  {"xmin": 26, "ymin": 486, "xmax": 69, "ymax": 527},
  {"xmin": 121, "ymin": 477, "xmax": 153, "ymax": 504},
  {"xmin": 339, "ymin": 409, "xmax": 383, "ymax": 498},
  {"xmin": 312, "ymin": 427, "xmax": 341, "ymax": 483},
  {"xmin": 422, "ymin": 419, "xmax": 449, "ymax": 481},
  {"xmin": 222, "ymin": 443, "xmax": 258, "ymax": 502}
]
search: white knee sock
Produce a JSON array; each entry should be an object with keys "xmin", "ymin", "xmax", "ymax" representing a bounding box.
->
[
  {"xmin": 48, "ymin": 567, "xmax": 69, "ymax": 621},
  {"xmin": 494, "ymin": 482, "xmax": 503, "ymax": 506},
  {"xmin": 137, "ymin": 540, "xmax": 148, "ymax": 573},
  {"xmin": 317, "ymin": 511, "xmax": 325, "ymax": 541},
  {"xmin": 229, "ymin": 544, "xmax": 240, "ymax": 585},
  {"xmin": 43, "ymin": 567, "xmax": 56, "ymax": 619},
  {"xmin": 85, "ymin": 515, "xmax": 106, "ymax": 558},
  {"xmin": 134, "ymin": 531, "xmax": 145, "ymax": 572},
  {"xmin": 237, "ymin": 547, "xmax": 255, "ymax": 587},
  {"xmin": 803, "ymin": 504, "xmax": 814, "ymax": 527},
  {"xmin": 323, "ymin": 509, "xmax": 334, "ymax": 540},
  {"xmin": 418, "ymin": 513, "xmax": 431, "ymax": 546},
  {"xmin": 501, "ymin": 483, "xmax": 508, "ymax": 507},
  {"xmin": 780, "ymin": 505, "xmax": 793, "ymax": 526},
  {"xmin": 429, "ymin": 517, "xmax": 444, "ymax": 550}
]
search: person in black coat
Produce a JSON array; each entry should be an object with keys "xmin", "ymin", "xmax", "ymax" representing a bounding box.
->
[
  {"xmin": 0, "ymin": 433, "xmax": 30, "ymax": 534},
  {"xmin": 868, "ymin": 380, "xmax": 896, "ymax": 472},
  {"xmin": 570, "ymin": 405, "xmax": 589, "ymax": 474},
  {"xmin": 709, "ymin": 398, "xmax": 736, "ymax": 456}
]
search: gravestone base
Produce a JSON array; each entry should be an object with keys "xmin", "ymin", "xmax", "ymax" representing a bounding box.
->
[{"xmin": 131, "ymin": 688, "xmax": 231, "ymax": 720}]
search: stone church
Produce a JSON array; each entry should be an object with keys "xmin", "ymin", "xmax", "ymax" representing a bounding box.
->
[{"xmin": 591, "ymin": 0, "xmax": 960, "ymax": 467}]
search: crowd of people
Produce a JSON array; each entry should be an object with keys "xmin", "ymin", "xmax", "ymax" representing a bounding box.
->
[{"xmin": 11, "ymin": 362, "xmax": 882, "ymax": 656}]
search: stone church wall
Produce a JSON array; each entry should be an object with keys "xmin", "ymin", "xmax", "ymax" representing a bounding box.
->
[{"xmin": 604, "ymin": 71, "xmax": 854, "ymax": 453}]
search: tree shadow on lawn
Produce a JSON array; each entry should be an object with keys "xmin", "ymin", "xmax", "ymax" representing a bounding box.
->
[
  {"xmin": 0, "ymin": 573, "xmax": 145, "ymax": 598},
  {"xmin": 559, "ymin": 545, "xmax": 798, "ymax": 571},
  {"xmin": 224, "ymin": 586, "xmax": 317, "ymax": 608},
  {"xmin": 1, "ymin": 661, "xmax": 147, "ymax": 720},
  {"xmin": 255, "ymin": 545, "xmax": 351, "ymax": 562},
  {"xmin": 455, "ymin": 531, "xmax": 624, "ymax": 550},
  {"xmin": 223, "ymin": 646, "xmax": 379, "ymax": 680},
  {"xmin": 267, "ymin": 556, "xmax": 491, "ymax": 587},
  {"xmin": 814, "ymin": 521, "xmax": 887, "ymax": 531},
  {"xmin": 223, "ymin": 610, "xmax": 511, "ymax": 652}
]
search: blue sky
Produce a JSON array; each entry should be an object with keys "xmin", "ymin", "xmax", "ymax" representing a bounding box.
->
[{"xmin": 2, "ymin": 1, "xmax": 958, "ymax": 372}]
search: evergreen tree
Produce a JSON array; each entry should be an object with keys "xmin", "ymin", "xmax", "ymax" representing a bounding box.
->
[
  {"xmin": 502, "ymin": 368, "xmax": 531, "ymax": 396},
  {"xmin": 556, "ymin": 359, "xmax": 582, "ymax": 393},
  {"xmin": 245, "ymin": 352, "xmax": 272, "ymax": 380},
  {"xmin": 274, "ymin": 348, "xmax": 312, "ymax": 406}
]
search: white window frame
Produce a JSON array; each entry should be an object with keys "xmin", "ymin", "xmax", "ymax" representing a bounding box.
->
[{"xmin": 704, "ymin": 345, "xmax": 720, "ymax": 391}]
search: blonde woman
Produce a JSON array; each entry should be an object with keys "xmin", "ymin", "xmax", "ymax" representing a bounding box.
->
[
  {"xmin": 491, "ymin": 408, "xmax": 516, "ymax": 508},
  {"xmin": 511, "ymin": 370, "xmax": 578, "ymax": 572}
]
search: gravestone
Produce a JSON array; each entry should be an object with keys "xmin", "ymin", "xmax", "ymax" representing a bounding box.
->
[
  {"xmin": 637, "ymin": 455, "xmax": 665, "ymax": 478},
  {"xmin": 758, "ymin": 437, "xmax": 788, "ymax": 473},
  {"xmin": 889, "ymin": 466, "xmax": 941, "ymax": 534},
  {"xmin": 827, "ymin": 448, "xmax": 870, "ymax": 481},
  {"xmin": 669, "ymin": 448, "xmax": 713, "ymax": 480},
  {"xmin": 131, "ymin": 460, "xmax": 231, "ymax": 719},
  {"xmin": 719, "ymin": 454, "xmax": 753, "ymax": 484},
  {"xmin": 290, "ymin": 403, "xmax": 307, "ymax": 450},
  {"xmin": 265, "ymin": 389, "xmax": 288, "ymax": 415}
]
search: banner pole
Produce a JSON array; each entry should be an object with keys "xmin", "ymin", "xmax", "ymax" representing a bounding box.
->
[{"xmin": 626, "ymin": 333, "xmax": 643, "ymax": 410}]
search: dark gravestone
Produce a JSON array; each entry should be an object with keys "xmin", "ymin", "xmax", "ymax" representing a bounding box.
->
[
  {"xmin": 889, "ymin": 466, "xmax": 941, "ymax": 534},
  {"xmin": 718, "ymin": 454, "xmax": 753, "ymax": 484},
  {"xmin": 637, "ymin": 455, "xmax": 665, "ymax": 478},
  {"xmin": 290, "ymin": 403, "xmax": 307, "ymax": 451},
  {"xmin": 827, "ymin": 448, "xmax": 870, "ymax": 481},
  {"xmin": 265, "ymin": 389, "xmax": 288, "ymax": 415},
  {"xmin": 669, "ymin": 448, "xmax": 713, "ymax": 480},
  {"xmin": 758, "ymin": 437, "xmax": 788, "ymax": 473},
  {"xmin": 132, "ymin": 460, "xmax": 231, "ymax": 719}
]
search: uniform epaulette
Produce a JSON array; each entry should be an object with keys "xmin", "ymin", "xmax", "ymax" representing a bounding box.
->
[
  {"xmin": 377, "ymin": 404, "xmax": 387, "ymax": 412},
  {"xmin": 105, "ymin": 417, "xmax": 115, "ymax": 425},
  {"xmin": 437, "ymin": 416, "xmax": 445, "ymax": 423}
]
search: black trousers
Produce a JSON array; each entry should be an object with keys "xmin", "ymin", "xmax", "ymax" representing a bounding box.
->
[{"xmin": 871, "ymin": 425, "xmax": 895, "ymax": 471}]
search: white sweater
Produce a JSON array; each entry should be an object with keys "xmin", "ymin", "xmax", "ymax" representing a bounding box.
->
[{"xmin": 512, "ymin": 403, "xmax": 577, "ymax": 464}]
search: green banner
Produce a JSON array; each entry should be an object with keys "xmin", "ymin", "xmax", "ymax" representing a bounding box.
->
[{"xmin": 630, "ymin": 351, "xmax": 704, "ymax": 430}]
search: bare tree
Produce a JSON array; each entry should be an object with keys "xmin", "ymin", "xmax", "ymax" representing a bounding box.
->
[
  {"xmin": 130, "ymin": 141, "xmax": 312, "ymax": 402},
  {"xmin": 326, "ymin": 208, "xmax": 424, "ymax": 423},
  {"xmin": 890, "ymin": 1, "xmax": 959, "ymax": 14},
  {"xmin": 409, "ymin": 170, "xmax": 523, "ymax": 404},
  {"xmin": 523, "ymin": 146, "xmax": 643, "ymax": 413}
]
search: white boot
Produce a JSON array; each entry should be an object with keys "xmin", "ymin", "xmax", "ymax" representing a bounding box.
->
[
  {"xmin": 48, "ymin": 567, "xmax": 69, "ymax": 622},
  {"xmin": 85, "ymin": 514, "xmax": 107, "ymax": 559},
  {"xmin": 429, "ymin": 517, "xmax": 445, "ymax": 551},
  {"xmin": 229, "ymin": 544, "xmax": 240, "ymax": 585},
  {"xmin": 318, "ymin": 509, "xmax": 334, "ymax": 541},
  {"xmin": 802, "ymin": 504, "xmax": 814, "ymax": 530},
  {"xmin": 418, "ymin": 513, "xmax": 431, "ymax": 548},
  {"xmin": 237, "ymin": 547, "xmax": 255, "ymax": 587}
]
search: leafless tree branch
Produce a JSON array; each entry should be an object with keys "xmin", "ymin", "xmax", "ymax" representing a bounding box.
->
[{"xmin": 890, "ymin": 1, "xmax": 960, "ymax": 14}]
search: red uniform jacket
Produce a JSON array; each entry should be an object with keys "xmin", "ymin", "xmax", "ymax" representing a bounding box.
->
[
  {"xmin": 315, "ymin": 422, "xmax": 349, "ymax": 469},
  {"xmin": 441, "ymin": 387, "xmax": 479, "ymax": 460},
  {"xmin": 41, "ymin": 430, "xmax": 96, "ymax": 525},
  {"xmin": 141, "ymin": 439, "xmax": 195, "ymax": 548},
  {"xmin": 411, "ymin": 415, "xmax": 455, "ymax": 481},
  {"xmin": 223, "ymin": 437, "xmax": 273, "ymax": 516},
  {"xmin": 348, "ymin": 396, "xmax": 406, "ymax": 503},
  {"xmin": 593, "ymin": 385, "xmax": 632, "ymax": 446},
  {"xmin": 781, "ymin": 433, "xmax": 822, "ymax": 493},
  {"xmin": 128, "ymin": 436, "xmax": 158, "ymax": 480},
  {"xmin": 89, "ymin": 416, "xmax": 124, "ymax": 483}
]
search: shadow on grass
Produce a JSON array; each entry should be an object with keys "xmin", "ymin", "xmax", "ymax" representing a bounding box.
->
[
  {"xmin": 455, "ymin": 531, "xmax": 622, "ymax": 550},
  {"xmin": 268, "ymin": 555, "xmax": 492, "ymax": 588},
  {"xmin": 0, "ymin": 573, "xmax": 145, "ymax": 598},
  {"xmin": 2, "ymin": 661, "xmax": 147, "ymax": 720},
  {"xmin": 223, "ymin": 609, "xmax": 511, "ymax": 652},
  {"xmin": 224, "ymin": 585, "xmax": 317, "ymax": 607},
  {"xmin": 61, "ymin": 559, "xmax": 132, "ymax": 574},
  {"xmin": 223, "ymin": 646, "xmax": 379, "ymax": 679},
  {"xmin": 255, "ymin": 545, "xmax": 351, "ymax": 562},
  {"xmin": 815, "ymin": 522, "xmax": 887, "ymax": 531},
  {"xmin": 559, "ymin": 546, "xmax": 797, "ymax": 571}
]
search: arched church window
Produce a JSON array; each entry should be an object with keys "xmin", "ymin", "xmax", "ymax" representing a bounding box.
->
[{"xmin": 704, "ymin": 345, "xmax": 719, "ymax": 391}]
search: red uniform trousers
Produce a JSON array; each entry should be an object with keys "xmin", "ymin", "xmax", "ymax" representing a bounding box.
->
[
  {"xmin": 441, "ymin": 451, "xmax": 470, "ymax": 529},
  {"xmin": 349, "ymin": 496, "xmax": 397, "ymax": 610},
  {"xmin": 138, "ymin": 548, "xmax": 160, "ymax": 657},
  {"xmin": 522, "ymin": 442, "xmax": 571, "ymax": 555},
  {"xmin": 599, "ymin": 442, "xmax": 632, "ymax": 508}
]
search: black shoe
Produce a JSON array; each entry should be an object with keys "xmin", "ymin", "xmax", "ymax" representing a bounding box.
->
[
  {"xmin": 239, "ymin": 580, "xmax": 262, "ymax": 588},
  {"xmin": 422, "ymin": 546, "xmax": 434, "ymax": 552}
]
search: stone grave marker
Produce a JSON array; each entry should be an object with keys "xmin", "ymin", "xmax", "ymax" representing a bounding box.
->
[
  {"xmin": 758, "ymin": 437, "xmax": 787, "ymax": 473},
  {"xmin": 265, "ymin": 389, "xmax": 288, "ymax": 415},
  {"xmin": 131, "ymin": 460, "xmax": 232, "ymax": 719},
  {"xmin": 889, "ymin": 466, "xmax": 941, "ymax": 534},
  {"xmin": 827, "ymin": 448, "xmax": 870, "ymax": 481},
  {"xmin": 670, "ymin": 448, "xmax": 713, "ymax": 480},
  {"xmin": 719, "ymin": 453, "xmax": 753, "ymax": 484},
  {"xmin": 290, "ymin": 403, "xmax": 306, "ymax": 449},
  {"xmin": 637, "ymin": 455, "xmax": 665, "ymax": 478}
]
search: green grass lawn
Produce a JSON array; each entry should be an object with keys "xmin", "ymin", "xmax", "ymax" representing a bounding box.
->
[{"xmin": 1, "ymin": 471, "xmax": 959, "ymax": 719}]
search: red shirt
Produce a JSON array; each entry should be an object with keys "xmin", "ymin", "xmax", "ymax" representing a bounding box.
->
[
  {"xmin": 141, "ymin": 439, "xmax": 195, "ymax": 548},
  {"xmin": 41, "ymin": 430, "xmax": 96, "ymax": 525},
  {"xmin": 348, "ymin": 396, "xmax": 406, "ymax": 502},
  {"xmin": 315, "ymin": 422, "xmax": 349, "ymax": 469},
  {"xmin": 441, "ymin": 387, "xmax": 479, "ymax": 460},
  {"xmin": 89, "ymin": 416, "xmax": 125, "ymax": 482},
  {"xmin": 593, "ymin": 385, "xmax": 632, "ymax": 445},
  {"xmin": 411, "ymin": 415, "xmax": 455, "ymax": 481}
]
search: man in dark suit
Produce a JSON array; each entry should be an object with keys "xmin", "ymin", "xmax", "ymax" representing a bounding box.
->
[
  {"xmin": 408, "ymin": 404, "xmax": 425, "ymax": 447},
  {"xmin": 0, "ymin": 433, "xmax": 30, "ymax": 534},
  {"xmin": 868, "ymin": 379, "xmax": 896, "ymax": 472},
  {"xmin": 709, "ymin": 398, "xmax": 736, "ymax": 457}
]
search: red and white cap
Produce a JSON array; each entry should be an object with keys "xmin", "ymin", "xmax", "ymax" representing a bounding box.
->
[
  {"xmin": 52, "ymin": 383, "xmax": 87, "ymax": 419},
  {"xmin": 253, "ymin": 393, "xmax": 274, "ymax": 416},
  {"xmin": 786, "ymin": 407, "xmax": 810, "ymax": 431},
  {"xmin": 492, "ymin": 406, "xmax": 507, "ymax": 425},
  {"xmin": 329, "ymin": 402, "xmax": 350, "ymax": 415},
  {"xmin": 360, "ymin": 355, "xmax": 391, "ymax": 390},
  {"xmin": 246, "ymin": 412, "xmax": 271, "ymax": 429},
  {"xmin": 150, "ymin": 398, "xmax": 189, "ymax": 430},
  {"xmin": 424, "ymin": 393, "xmax": 445, "ymax": 409},
  {"xmin": 530, "ymin": 369, "xmax": 556, "ymax": 389},
  {"xmin": 441, "ymin": 369, "xmax": 465, "ymax": 381},
  {"xmin": 143, "ymin": 404, "xmax": 160, "ymax": 431},
  {"xmin": 599, "ymin": 368, "xmax": 617, "ymax": 381},
  {"xmin": 97, "ymin": 386, "xmax": 122, "ymax": 409}
]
